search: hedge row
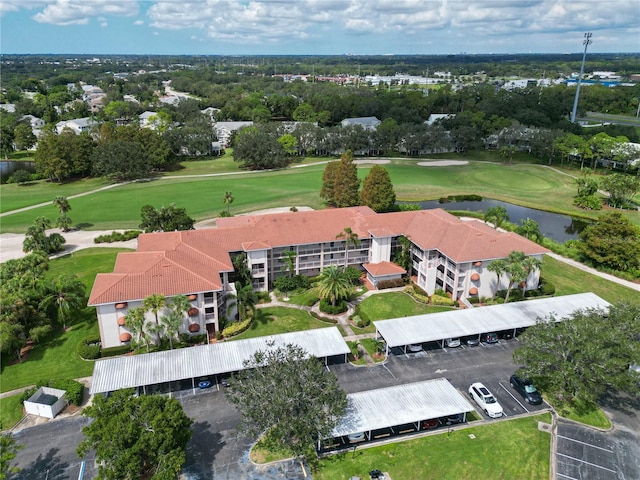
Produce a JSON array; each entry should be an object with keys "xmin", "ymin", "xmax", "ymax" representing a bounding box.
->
[
  {"xmin": 94, "ymin": 230, "xmax": 142, "ymax": 244},
  {"xmin": 431, "ymin": 295, "xmax": 456, "ymax": 306},
  {"xmin": 222, "ymin": 318, "xmax": 252, "ymax": 338},
  {"xmin": 77, "ymin": 336, "xmax": 102, "ymax": 360},
  {"xmin": 101, "ymin": 344, "xmax": 132, "ymax": 357},
  {"xmin": 376, "ymin": 278, "xmax": 405, "ymax": 290},
  {"xmin": 309, "ymin": 311, "xmax": 338, "ymax": 324}
]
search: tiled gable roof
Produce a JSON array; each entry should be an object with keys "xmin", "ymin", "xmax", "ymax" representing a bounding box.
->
[
  {"xmin": 89, "ymin": 207, "xmax": 548, "ymax": 306},
  {"xmin": 363, "ymin": 262, "xmax": 406, "ymax": 276}
]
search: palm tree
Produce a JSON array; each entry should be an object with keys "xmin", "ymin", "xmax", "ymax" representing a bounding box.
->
[
  {"xmin": 39, "ymin": 275, "xmax": 85, "ymax": 330},
  {"xmin": 52, "ymin": 196, "xmax": 72, "ymax": 232},
  {"xmin": 125, "ymin": 306, "xmax": 150, "ymax": 353},
  {"xmin": 520, "ymin": 256, "xmax": 542, "ymax": 295},
  {"xmin": 161, "ymin": 295, "xmax": 191, "ymax": 349},
  {"xmin": 336, "ymin": 227, "xmax": 360, "ymax": 268},
  {"xmin": 503, "ymin": 251, "xmax": 529, "ymax": 302},
  {"xmin": 317, "ymin": 266, "xmax": 351, "ymax": 307},
  {"xmin": 223, "ymin": 191, "xmax": 234, "ymax": 216},
  {"xmin": 235, "ymin": 282, "xmax": 258, "ymax": 321},
  {"xmin": 486, "ymin": 259, "xmax": 507, "ymax": 300},
  {"xmin": 484, "ymin": 206, "xmax": 509, "ymax": 230},
  {"xmin": 143, "ymin": 294, "xmax": 166, "ymax": 343},
  {"xmin": 516, "ymin": 218, "xmax": 543, "ymax": 243},
  {"xmin": 282, "ymin": 250, "xmax": 297, "ymax": 277}
]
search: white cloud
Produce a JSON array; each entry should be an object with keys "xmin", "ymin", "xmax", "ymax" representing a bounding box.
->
[
  {"xmin": 30, "ymin": 0, "xmax": 138, "ymax": 26},
  {"xmin": 2, "ymin": 0, "xmax": 638, "ymax": 52}
]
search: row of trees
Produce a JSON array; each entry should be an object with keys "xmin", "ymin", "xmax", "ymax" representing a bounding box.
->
[
  {"xmin": 320, "ymin": 151, "xmax": 397, "ymax": 213},
  {"xmin": 0, "ymin": 253, "xmax": 85, "ymax": 362}
]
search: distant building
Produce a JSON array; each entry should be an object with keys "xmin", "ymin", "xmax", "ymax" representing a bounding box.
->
[
  {"xmin": 341, "ymin": 116, "xmax": 381, "ymax": 131},
  {"xmin": 55, "ymin": 117, "xmax": 99, "ymax": 135},
  {"xmin": 214, "ymin": 121, "xmax": 254, "ymax": 147}
]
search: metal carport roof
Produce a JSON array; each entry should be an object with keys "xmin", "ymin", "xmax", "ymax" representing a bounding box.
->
[
  {"xmin": 331, "ymin": 378, "xmax": 474, "ymax": 438},
  {"xmin": 90, "ymin": 326, "xmax": 349, "ymax": 395},
  {"xmin": 374, "ymin": 293, "xmax": 610, "ymax": 348}
]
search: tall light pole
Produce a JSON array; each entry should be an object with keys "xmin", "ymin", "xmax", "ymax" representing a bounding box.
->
[{"xmin": 570, "ymin": 32, "xmax": 593, "ymax": 123}]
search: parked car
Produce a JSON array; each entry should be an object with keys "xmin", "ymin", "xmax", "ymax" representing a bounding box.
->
[
  {"xmin": 445, "ymin": 338, "xmax": 461, "ymax": 348},
  {"xmin": 198, "ymin": 377, "xmax": 212, "ymax": 389},
  {"xmin": 482, "ymin": 332, "xmax": 499, "ymax": 344},
  {"xmin": 422, "ymin": 418, "xmax": 439, "ymax": 429},
  {"xmin": 469, "ymin": 382, "xmax": 503, "ymax": 418},
  {"xmin": 408, "ymin": 343, "xmax": 423, "ymax": 352},
  {"xmin": 347, "ymin": 432, "xmax": 366, "ymax": 442},
  {"xmin": 464, "ymin": 336, "xmax": 480, "ymax": 347},
  {"xmin": 439, "ymin": 413, "xmax": 464, "ymax": 425},
  {"xmin": 509, "ymin": 375, "xmax": 543, "ymax": 405}
]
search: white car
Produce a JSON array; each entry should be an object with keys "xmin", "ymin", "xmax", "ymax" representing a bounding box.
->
[
  {"xmin": 445, "ymin": 338, "xmax": 461, "ymax": 348},
  {"xmin": 408, "ymin": 343, "xmax": 423, "ymax": 352},
  {"xmin": 468, "ymin": 382, "xmax": 503, "ymax": 418}
]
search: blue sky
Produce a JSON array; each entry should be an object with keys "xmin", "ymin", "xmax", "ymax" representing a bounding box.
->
[{"xmin": 1, "ymin": 1, "xmax": 638, "ymax": 55}]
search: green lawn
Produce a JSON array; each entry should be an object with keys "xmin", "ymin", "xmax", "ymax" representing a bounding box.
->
[
  {"xmin": 0, "ymin": 395, "xmax": 24, "ymax": 430},
  {"xmin": 315, "ymin": 414, "xmax": 552, "ymax": 480},
  {"xmin": 358, "ymin": 292, "xmax": 456, "ymax": 320},
  {"xmin": 0, "ymin": 249, "xmax": 126, "ymax": 394},
  {"xmin": 228, "ymin": 307, "xmax": 334, "ymax": 341},
  {"xmin": 541, "ymin": 255, "xmax": 639, "ymax": 305},
  {"xmin": 5, "ymin": 157, "xmax": 638, "ymax": 233}
]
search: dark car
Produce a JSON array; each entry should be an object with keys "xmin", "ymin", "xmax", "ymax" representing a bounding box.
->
[
  {"xmin": 464, "ymin": 336, "xmax": 480, "ymax": 347},
  {"xmin": 510, "ymin": 375, "xmax": 543, "ymax": 405},
  {"xmin": 482, "ymin": 332, "xmax": 499, "ymax": 344},
  {"xmin": 439, "ymin": 413, "xmax": 464, "ymax": 425}
]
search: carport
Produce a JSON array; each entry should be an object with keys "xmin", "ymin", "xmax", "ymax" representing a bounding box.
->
[
  {"xmin": 90, "ymin": 327, "xmax": 350, "ymax": 396},
  {"xmin": 374, "ymin": 293, "xmax": 610, "ymax": 354},
  {"xmin": 321, "ymin": 378, "xmax": 475, "ymax": 451}
]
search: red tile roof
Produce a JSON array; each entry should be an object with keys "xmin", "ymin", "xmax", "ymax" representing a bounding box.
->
[
  {"xmin": 363, "ymin": 261, "xmax": 406, "ymax": 276},
  {"xmin": 88, "ymin": 207, "xmax": 549, "ymax": 305}
]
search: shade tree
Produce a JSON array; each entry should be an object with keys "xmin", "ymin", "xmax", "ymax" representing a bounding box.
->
[
  {"xmin": 226, "ymin": 343, "xmax": 347, "ymax": 465},
  {"xmin": 78, "ymin": 390, "xmax": 193, "ymax": 480},
  {"xmin": 360, "ymin": 165, "xmax": 397, "ymax": 213}
]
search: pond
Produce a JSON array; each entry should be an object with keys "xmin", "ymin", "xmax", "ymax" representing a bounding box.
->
[{"xmin": 409, "ymin": 198, "xmax": 589, "ymax": 243}]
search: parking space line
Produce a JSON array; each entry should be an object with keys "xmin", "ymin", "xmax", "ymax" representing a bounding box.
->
[
  {"xmin": 556, "ymin": 453, "xmax": 616, "ymax": 473},
  {"xmin": 382, "ymin": 364, "xmax": 396, "ymax": 379},
  {"xmin": 498, "ymin": 382, "xmax": 529, "ymax": 413},
  {"xmin": 556, "ymin": 472, "xmax": 579, "ymax": 480},
  {"xmin": 557, "ymin": 435, "xmax": 614, "ymax": 453}
]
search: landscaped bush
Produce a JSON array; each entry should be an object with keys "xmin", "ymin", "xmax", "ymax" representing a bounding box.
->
[
  {"xmin": 77, "ymin": 336, "xmax": 101, "ymax": 360},
  {"xmin": 187, "ymin": 334, "xmax": 207, "ymax": 344},
  {"xmin": 467, "ymin": 296, "xmax": 481, "ymax": 304},
  {"xmin": 222, "ymin": 318, "xmax": 252, "ymax": 338},
  {"xmin": 353, "ymin": 304, "xmax": 371, "ymax": 325},
  {"xmin": 347, "ymin": 340, "xmax": 360, "ymax": 359},
  {"xmin": 100, "ymin": 344, "xmax": 132, "ymax": 358},
  {"xmin": 256, "ymin": 291, "xmax": 271, "ymax": 303},
  {"xmin": 274, "ymin": 274, "xmax": 311, "ymax": 292},
  {"xmin": 406, "ymin": 285, "xmax": 429, "ymax": 303},
  {"xmin": 431, "ymin": 295, "xmax": 456, "ymax": 306},
  {"xmin": 309, "ymin": 311, "xmax": 338, "ymax": 324},
  {"xmin": 538, "ymin": 276, "xmax": 556, "ymax": 296},
  {"xmin": 93, "ymin": 230, "xmax": 142, "ymax": 244},
  {"xmin": 377, "ymin": 278, "xmax": 404, "ymax": 289},
  {"xmin": 356, "ymin": 316, "xmax": 371, "ymax": 328},
  {"xmin": 344, "ymin": 267, "xmax": 363, "ymax": 285},
  {"xmin": 319, "ymin": 299, "xmax": 347, "ymax": 314}
]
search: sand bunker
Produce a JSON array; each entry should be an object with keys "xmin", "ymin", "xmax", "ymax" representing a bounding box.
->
[{"xmin": 417, "ymin": 160, "xmax": 469, "ymax": 167}]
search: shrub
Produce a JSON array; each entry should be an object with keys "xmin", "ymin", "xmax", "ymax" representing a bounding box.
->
[
  {"xmin": 8, "ymin": 169, "xmax": 33, "ymax": 185},
  {"xmin": 344, "ymin": 267, "xmax": 363, "ymax": 285},
  {"xmin": 431, "ymin": 295, "xmax": 456, "ymax": 306},
  {"xmin": 353, "ymin": 304, "xmax": 371, "ymax": 325},
  {"xmin": 433, "ymin": 288, "xmax": 447, "ymax": 296},
  {"xmin": 94, "ymin": 230, "xmax": 142, "ymax": 244},
  {"xmin": 222, "ymin": 318, "xmax": 252, "ymax": 338},
  {"xmin": 468, "ymin": 296, "xmax": 481, "ymax": 304},
  {"xmin": 377, "ymin": 278, "xmax": 404, "ymax": 289},
  {"xmin": 187, "ymin": 334, "xmax": 207, "ymax": 344},
  {"xmin": 274, "ymin": 275, "xmax": 298, "ymax": 292},
  {"xmin": 319, "ymin": 299, "xmax": 347, "ymax": 314},
  {"xmin": 538, "ymin": 276, "xmax": 556, "ymax": 296},
  {"xmin": 77, "ymin": 336, "xmax": 102, "ymax": 360},
  {"xmin": 573, "ymin": 195, "xmax": 602, "ymax": 210},
  {"xmin": 101, "ymin": 344, "xmax": 132, "ymax": 357},
  {"xmin": 347, "ymin": 340, "xmax": 360, "ymax": 359},
  {"xmin": 309, "ymin": 311, "xmax": 338, "ymax": 324},
  {"xmin": 397, "ymin": 203, "xmax": 420, "ymax": 211},
  {"xmin": 357, "ymin": 316, "xmax": 371, "ymax": 328}
]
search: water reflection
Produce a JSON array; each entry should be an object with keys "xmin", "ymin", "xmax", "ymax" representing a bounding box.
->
[{"xmin": 408, "ymin": 198, "xmax": 588, "ymax": 243}]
